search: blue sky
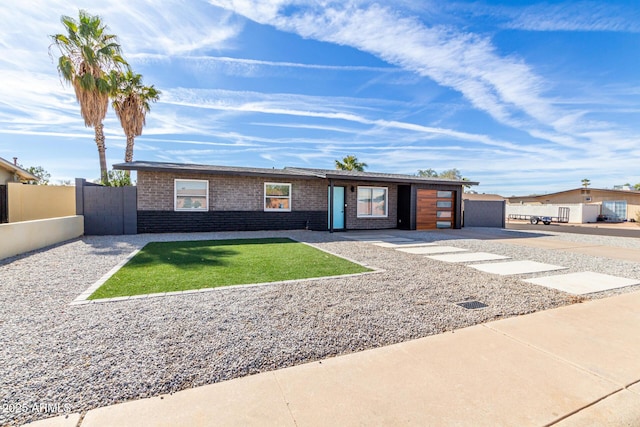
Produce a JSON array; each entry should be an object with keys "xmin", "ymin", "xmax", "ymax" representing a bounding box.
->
[{"xmin": 1, "ymin": 1, "xmax": 639, "ymax": 195}]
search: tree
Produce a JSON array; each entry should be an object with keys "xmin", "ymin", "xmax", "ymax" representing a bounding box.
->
[
  {"xmin": 438, "ymin": 168, "xmax": 463, "ymax": 181},
  {"xmin": 50, "ymin": 10, "xmax": 128, "ymax": 185},
  {"xmin": 110, "ymin": 70, "xmax": 160, "ymax": 174},
  {"xmin": 104, "ymin": 170, "xmax": 132, "ymax": 187},
  {"xmin": 634, "ymin": 183, "xmax": 640, "ymax": 191},
  {"xmin": 417, "ymin": 168, "xmax": 438, "ymax": 177},
  {"xmin": 581, "ymin": 178, "xmax": 591, "ymax": 188},
  {"xmin": 335, "ymin": 155, "xmax": 367, "ymax": 171},
  {"xmin": 417, "ymin": 167, "xmax": 471, "ymax": 190},
  {"xmin": 19, "ymin": 165, "xmax": 50, "ymax": 185}
]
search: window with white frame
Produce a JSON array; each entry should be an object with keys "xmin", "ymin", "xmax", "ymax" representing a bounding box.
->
[
  {"xmin": 264, "ymin": 183, "xmax": 291, "ymax": 211},
  {"xmin": 174, "ymin": 179, "xmax": 208, "ymax": 211},
  {"xmin": 357, "ymin": 186, "xmax": 388, "ymax": 218}
]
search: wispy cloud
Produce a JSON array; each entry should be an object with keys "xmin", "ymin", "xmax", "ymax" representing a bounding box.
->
[
  {"xmin": 208, "ymin": 2, "xmax": 567, "ymax": 136},
  {"xmin": 131, "ymin": 54, "xmax": 400, "ymax": 72},
  {"xmin": 162, "ymin": 87, "xmax": 549, "ymax": 155},
  {"xmin": 88, "ymin": 0, "xmax": 242, "ymax": 55},
  {"xmin": 0, "ymin": 0, "xmax": 241, "ymax": 63},
  {"xmin": 208, "ymin": 0, "xmax": 640, "ymax": 159},
  {"xmin": 163, "ymin": 87, "xmax": 409, "ymax": 116},
  {"xmin": 496, "ymin": 2, "xmax": 640, "ymax": 33}
]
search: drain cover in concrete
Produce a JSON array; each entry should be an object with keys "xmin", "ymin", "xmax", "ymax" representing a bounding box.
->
[
  {"xmin": 470, "ymin": 260, "xmax": 567, "ymax": 276},
  {"xmin": 524, "ymin": 272, "xmax": 640, "ymax": 295},
  {"xmin": 456, "ymin": 301, "xmax": 488, "ymax": 310},
  {"xmin": 426, "ymin": 252, "xmax": 511, "ymax": 263},
  {"xmin": 373, "ymin": 242, "xmax": 436, "ymax": 248},
  {"xmin": 397, "ymin": 246, "xmax": 468, "ymax": 255}
]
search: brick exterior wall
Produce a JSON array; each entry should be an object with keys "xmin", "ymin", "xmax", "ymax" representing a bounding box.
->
[
  {"xmin": 331, "ymin": 181, "xmax": 398, "ymax": 230},
  {"xmin": 136, "ymin": 171, "xmax": 328, "ymax": 233},
  {"xmin": 135, "ymin": 171, "xmax": 465, "ymax": 232},
  {"xmin": 137, "ymin": 171, "xmax": 326, "ymax": 212}
]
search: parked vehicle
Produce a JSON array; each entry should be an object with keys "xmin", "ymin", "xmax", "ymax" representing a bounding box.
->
[{"xmin": 508, "ymin": 207, "xmax": 570, "ymax": 225}]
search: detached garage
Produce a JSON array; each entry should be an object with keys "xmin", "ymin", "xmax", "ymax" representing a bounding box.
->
[{"xmin": 114, "ymin": 161, "xmax": 476, "ymax": 233}]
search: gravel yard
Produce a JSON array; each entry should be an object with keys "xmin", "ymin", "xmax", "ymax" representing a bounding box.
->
[{"xmin": 2, "ymin": 228, "xmax": 640, "ymax": 425}]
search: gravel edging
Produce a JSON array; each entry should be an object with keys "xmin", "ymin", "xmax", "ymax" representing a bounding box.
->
[{"xmin": 1, "ymin": 228, "xmax": 638, "ymax": 425}]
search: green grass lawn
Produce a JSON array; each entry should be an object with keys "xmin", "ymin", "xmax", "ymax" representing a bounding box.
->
[{"xmin": 89, "ymin": 238, "xmax": 370, "ymax": 299}]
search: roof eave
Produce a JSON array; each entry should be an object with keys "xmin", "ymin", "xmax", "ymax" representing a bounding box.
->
[
  {"xmin": 0, "ymin": 157, "xmax": 38, "ymax": 181},
  {"xmin": 113, "ymin": 162, "xmax": 318, "ymax": 180},
  {"xmin": 114, "ymin": 162, "xmax": 478, "ymax": 186},
  {"xmin": 324, "ymin": 174, "xmax": 478, "ymax": 186}
]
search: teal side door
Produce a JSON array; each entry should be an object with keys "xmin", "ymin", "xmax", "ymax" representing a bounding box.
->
[{"xmin": 328, "ymin": 186, "xmax": 345, "ymax": 230}]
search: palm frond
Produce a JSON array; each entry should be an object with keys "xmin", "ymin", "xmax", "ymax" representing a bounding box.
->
[
  {"xmin": 110, "ymin": 69, "xmax": 161, "ymax": 162},
  {"xmin": 50, "ymin": 9, "xmax": 127, "ymax": 182}
]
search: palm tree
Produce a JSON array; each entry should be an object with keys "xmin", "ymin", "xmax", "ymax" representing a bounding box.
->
[
  {"xmin": 110, "ymin": 70, "xmax": 160, "ymax": 173},
  {"xmin": 335, "ymin": 155, "xmax": 367, "ymax": 171},
  {"xmin": 50, "ymin": 10, "xmax": 128, "ymax": 184},
  {"xmin": 581, "ymin": 178, "xmax": 591, "ymax": 188}
]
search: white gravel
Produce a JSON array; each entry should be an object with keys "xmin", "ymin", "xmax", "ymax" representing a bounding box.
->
[{"xmin": 1, "ymin": 228, "xmax": 639, "ymax": 425}]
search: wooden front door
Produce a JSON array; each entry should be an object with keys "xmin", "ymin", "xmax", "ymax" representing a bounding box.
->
[{"xmin": 416, "ymin": 190, "xmax": 455, "ymax": 230}]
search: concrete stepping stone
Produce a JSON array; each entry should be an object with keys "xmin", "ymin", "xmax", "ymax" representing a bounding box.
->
[
  {"xmin": 342, "ymin": 234, "xmax": 395, "ymax": 241},
  {"xmin": 373, "ymin": 241, "xmax": 436, "ymax": 248},
  {"xmin": 374, "ymin": 237, "xmax": 417, "ymax": 243},
  {"xmin": 470, "ymin": 260, "xmax": 567, "ymax": 276},
  {"xmin": 426, "ymin": 252, "xmax": 511, "ymax": 263},
  {"xmin": 524, "ymin": 272, "xmax": 640, "ymax": 295},
  {"xmin": 397, "ymin": 246, "xmax": 468, "ymax": 255}
]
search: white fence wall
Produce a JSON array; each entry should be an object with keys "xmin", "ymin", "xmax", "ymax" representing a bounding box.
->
[
  {"xmin": 0, "ymin": 215, "xmax": 84, "ymax": 260},
  {"xmin": 506, "ymin": 203, "xmax": 600, "ymax": 224}
]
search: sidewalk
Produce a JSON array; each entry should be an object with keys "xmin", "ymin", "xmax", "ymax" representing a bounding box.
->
[{"xmin": 28, "ymin": 289, "xmax": 640, "ymax": 427}]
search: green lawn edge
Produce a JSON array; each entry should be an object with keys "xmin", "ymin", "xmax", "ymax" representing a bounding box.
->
[{"xmin": 89, "ymin": 238, "xmax": 371, "ymax": 299}]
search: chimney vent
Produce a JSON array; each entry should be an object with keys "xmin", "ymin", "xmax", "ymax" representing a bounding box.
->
[{"xmin": 13, "ymin": 157, "xmax": 17, "ymax": 165}]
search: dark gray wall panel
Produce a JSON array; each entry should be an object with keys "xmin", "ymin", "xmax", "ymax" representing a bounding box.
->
[
  {"xmin": 463, "ymin": 200, "xmax": 505, "ymax": 228},
  {"xmin": 82, "ymin": 185, "xmax": 137, "ymax": 235}
]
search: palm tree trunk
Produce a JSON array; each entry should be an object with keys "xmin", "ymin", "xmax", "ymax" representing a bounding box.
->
[
  {"xmin": 124, "ymin": 134, "xmax": 135, "ymax": 177},
  {"xmin": 95, "ymin": 123, "xmax": 109, "ymax": 185}
]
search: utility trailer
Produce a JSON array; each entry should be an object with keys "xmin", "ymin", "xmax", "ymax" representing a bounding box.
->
[{"xmin": 508, "ymin": 207, "xmax": 570, "ymax": 225}]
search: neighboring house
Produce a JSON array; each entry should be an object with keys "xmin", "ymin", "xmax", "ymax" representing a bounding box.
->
[
  {"xmin": 0, "ymin": 157, "xmax": 38, "ymax": 223},
  {"xmin": 0, "ymin": 156, "xmax": 38, "ymax": 185},
  {"xmin": 114, "ymin": 161, "xmax": 477, "ymax": 233},
  {"xmin": 508, "ymin": 188, "xmax": 640, "ymax": 222}
]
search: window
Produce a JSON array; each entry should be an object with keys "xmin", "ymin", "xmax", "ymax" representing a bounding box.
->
[
  {"xmin": 437, "ymin": 191, "xmax": 452, "ymax": 198},
  {"xmin": 174, "ymin": 179, "xmax": 208, "ymax": 211},
  {"xmin": 602, "ymin": 200, "xmax": 627, "ymax": 220},
  {"xmin": 436, "ymin": 200, "xmax": 452, "ymax": 208},
  {"xmin": 357, "ymin": 187, "xmax": 388, "ymax": 218},
  {"xmin": 265, "ymin": 183, "xmax": 291, "ymax": 211}
]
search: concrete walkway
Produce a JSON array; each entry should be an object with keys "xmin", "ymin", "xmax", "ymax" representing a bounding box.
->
[{"xmin": 27, "ymin": 289, "xmax": 640, "ymax": 427}]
